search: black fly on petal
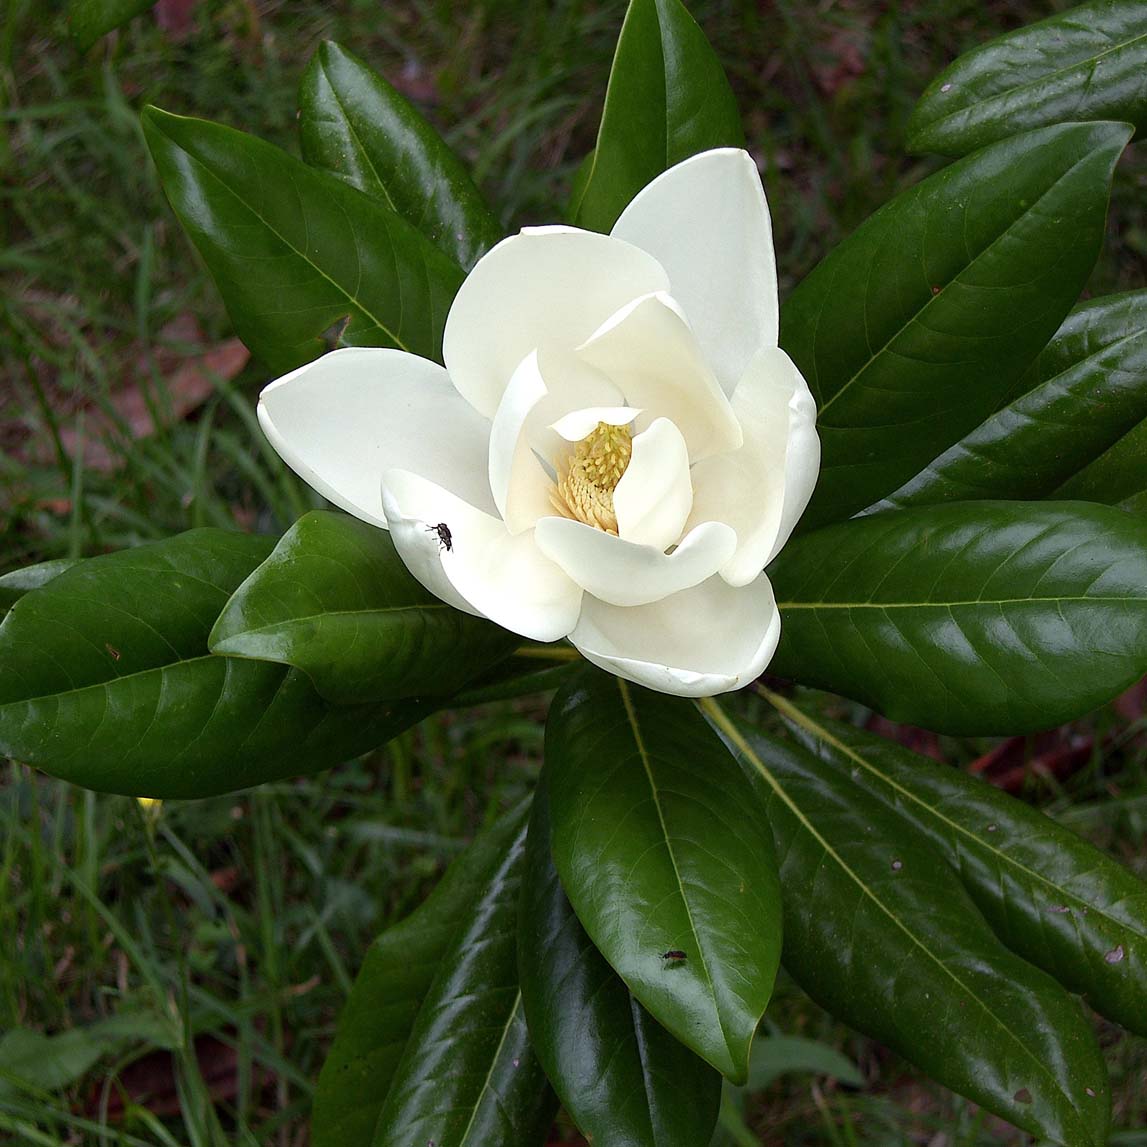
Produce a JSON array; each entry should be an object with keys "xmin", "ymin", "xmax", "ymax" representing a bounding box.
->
[{"xmin": 426, "ymin": 522, "xmax": 453, "ymax": 552}]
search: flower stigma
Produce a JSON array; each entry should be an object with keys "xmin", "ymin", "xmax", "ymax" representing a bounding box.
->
[{"xmin": 550, "ymin": 420, "xmax": 633, "ymax": 534}]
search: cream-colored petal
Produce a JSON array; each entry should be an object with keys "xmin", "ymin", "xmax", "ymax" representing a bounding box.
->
[
  {"xmin": 611, "ymin": 149, "xmax": 778, "ymax": 396},
  {"xmin": 551, "ymin": 406, "xmax": 642, "ymax": 441},
  {"xmin": 258, "ymin": 347, "xmax": 494, "ymax": 528},
  {"xmin": 382, "ymin": 469, "xmax": 582, "ymax": 642},
  {"xmin": 488, "ymin": 352, "xmax": 558, "ymax": 534},
  {"xmin": 442, "ymin": 226, "xmax": 670, "ymax": 419},
  {"xmin": 687, "ymin": 346, "xmax": 819, "ymax": 586},
  {"xmin": 533, "ymin": 518, "xmax": 735, "ymax": 608},
  {"xmin": 570, "ymin": 573, "xmax": 781, "ymax": 698},
  {"xmin": 576, "ymin": 292, "xmax": 741, "ymax": 461},
  {"xmin": 613, "ymin": 418, "xmax": 692, "ymax": 550}
]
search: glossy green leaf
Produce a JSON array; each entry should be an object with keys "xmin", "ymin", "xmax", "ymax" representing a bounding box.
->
[
  {"xmin": 142, "ymin": 106, "xmax": 464, "ymax": 375},
  {"xmin": 768, "ymin": 500, "xmax": 1147, "ymax": 735},
  {"xmin": 451, "ymin": 656, "xmax": 581, "ymax": 706},
  {"xmin": 569, "ymin": 0, "xmax": 743, "ymax": 233},
  {"xmin": 0, "ymin": 531, "xmax": 427, "ymax": 798},
  {"xmin": 68, "ymin": 0, "xmax": 155, "ymax": 50},
  {"xmin": 870, "ymin": 292, "xmax": 1147, "ymax": 511},
  {"xmin": 0, "ymin": 558, "xmax": 82, "ymax": 614},
  {"xmin": 519, "ymin": 771, "xmax": 722, "ymax": 1146},
  {"xmin": 299, "ymin": 41, "xmax": 502, "ymax": 271},
  {"xmin": 780, "ymin": 121, "xmax": 1130, "ymax": 529},
  {"xmin": 209, "ymin": 511, "xmax": 517, "ymax": 703},
  {"xmin": 768, "ymin": 692, "xmax": 1147, "ymax": 1039},
  {"xmin": 545, "ymin": 668, "xmax": 781, "ymax": 1083},
  {"xmin": 1058, "ymin": 413, "xmax": 1147, "ymax": 511},
  {"xmin": 373, "ymin": 805, "xmax": 555, "ymax": 1147},
  {"xmin": 313, "ymin": 802, "xmax": 531, "ymax": 1147},
  {"xmin": 908, "ymin": 0, "xmax": 1147, "ymax": 156},
  {"xmin": 706, "ymin": 704, "xmax": 1111, "ymax": 1147}
]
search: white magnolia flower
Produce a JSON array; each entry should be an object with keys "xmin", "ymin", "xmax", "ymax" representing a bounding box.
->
[{"xmin": 258, "ymin": 148, "xmax": 819, "ymax": 697}]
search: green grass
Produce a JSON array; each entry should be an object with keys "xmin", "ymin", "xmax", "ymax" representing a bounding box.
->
[{"xmin": 3, "ymin": 0, "xmax": 1147, "ymax": 1142}]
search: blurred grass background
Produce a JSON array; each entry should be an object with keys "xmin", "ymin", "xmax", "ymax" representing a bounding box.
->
[{"xmin": 1, "ymin": 0, "xmax": 1146, "ymax": 1143}]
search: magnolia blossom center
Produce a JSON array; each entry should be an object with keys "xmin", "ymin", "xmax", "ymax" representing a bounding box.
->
[{"xmin": 550, "ymin": 420, "xmax": 633, "ymax": 534}]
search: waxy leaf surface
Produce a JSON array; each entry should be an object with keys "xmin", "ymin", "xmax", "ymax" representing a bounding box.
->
[
  {"xmin": 708, "ymin": 706, "xmax": 1110, "ymax": 1147},
  {"xmin": 570, "ymin": 0, "xmax": 743, "ymax": 232},
  {"xmin": 210, "ymin": 511, "xmax": 517, "ymax": 703},
  {"xmin": 299, "ymin": 41, "xmax": 501, "ymax": 270},
  {"xmin": 909, "ymin": 0, "xmax": 1147, "ymax": 156},
  {"xmin": 545, "ymin": 668, "xmax": 781, "ymax": 1083},
  {"xmin": 781, "ymin": 121, "xmax": 1129, "ymax": 528},
  {"xmin": 313, "ymin": 803, "xmax": 531, "ymax": 1147},
  {"xmin": 768, "ymin": 500, "xmax": 1147, "ymax": 734},
  {"xmin": 871, "ymin": 292, "xmax": 1147, "ymax": 511},
  {"xmin": 0, "ymin": 531, "xmax": 426, "ymax": 797},
  {"xmin": 770, "ymin": 694, "xmax": 1147, "ymax": 1038},
  {"xmin": 519, "ymin": 773, "xmax": 721, "ymax": 1147},
  {"xmin": 372, "ymin": 805, "xmax": 555, "ymax": 1147},
  {"xmin": 1058, "ymin": 413, "xmax": 1147, "ymax": 512},
  {"xmin": 143, "ymin": 107, "xmax": 463, "ymax": 374},
  {"xmin": 0, "ymin": 558, "xmax": 82, "ymax": 615}
]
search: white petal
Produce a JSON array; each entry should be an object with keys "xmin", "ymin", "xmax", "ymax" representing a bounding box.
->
[
  {"xmin": 576, "ymin": 293, "xmax": 742, "ymax": 460},
  {"xmin": 442, "ymin": 226, "xmax": 670, "ymax": 419},
  {"xmin": 258, "ymin": 347, "xmax": 494, "ymax": 528},
  {"xmin": 687, "ymin": 346, "xmax": 820, "ymax": 586},
  {"xmin": 488, "ymin": 352, "xmax": 558, "ymax": 534},
  {"xmin": 382, "ymin": 469, "xmax": 582, "ymax": 642},
  {"xmin": 611, "ymin": 149, "xmax": 778, "ymax": 396},
  {"xmin": 570, "ymin": 573, "xmax": 781, "ymax": 698},
  {"xmin": 551, "ymin": 406, "xmax": 642, "ymax": 441},
  {"xmin": 534, "ymin": 518, "xmax": 735, "ymax": 608},
  {"xmin": 613, "ymin": 418, "xmax": 692, "ymax": 549}
]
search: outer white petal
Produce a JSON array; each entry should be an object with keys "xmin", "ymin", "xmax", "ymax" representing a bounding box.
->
[
  {"xmin": 687, "ymin": 346, "xmax": 820, "ymax": 586},
  {"xmin": 570, "ymin": 573, "xmax": 781, "ymax": 698},
  {"xmin": 442, "ymin": 226, "xmax": 670, "ymax": 419},
  {"xmin": 610, "ymin": 149, "xmax": 778, "ymax": 396},
  {"xmin": 258, "ymin": 347, "xmax": 495, "ymax": 528},
  {"xmin": 488, "ymin": 352, "xmax": 558, "ymax": 534},
  {"xmin": 613, "ymin": 418, "xmax": 692, "ymax": 549},
  {"xmin": 534, "ymin": 518, "xmax": 735, "ymax": 607},
  {"xmin": 577, "ymin": 292, "xmax": 741, "ymax": 460},
  {"xmin": 382, "ymin": 470, "xmax": 582, "ymax": 642}
]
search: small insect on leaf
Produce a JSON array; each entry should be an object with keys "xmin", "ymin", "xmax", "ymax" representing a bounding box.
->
[
  {"xmin": 660, "ymin": 949, "xmax": 687, "ymax": 963},
  {"xmin": 426, "ymin": 522, "xmax": 453, "ymax": 552}
]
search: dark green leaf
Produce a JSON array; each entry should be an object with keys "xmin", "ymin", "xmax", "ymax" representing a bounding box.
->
[
  {"xmin": 769, "ymin": 500, "xmax": 1147, "ymax": 734},
  {"xmin": 209, "ymin": 511, "xmax": 517, "ymax": 703},
  {"xmin": 706, "ymin": 704, "xmax": 1111, "ymax": 1147},
  {"xmin": 142, "ymin": 106, "xmax": 464, "ymax": 375},
  {"xmin": 545, "ymin": 668, "xmax": 781, "ymax": 1083},
  {"xmin": 373, "ymin": 805, "xmax": 555, "ymax": 1147},
  {"xmin": 450, "ymin": 655, "xmax": 581, "ymax": 707},
  {"xmin": 68, "ymin": 0, "xmax": 155, "ymax": 51},
  {"xmin": 1057, "ymin": 413, "xmax": 1147, "ymax": 511},
  {"xmin": 0, "ymin": 531, "xmax": 427, "ymax": 798},
  {"xmin": 780, "ymin": 121, "xmax": 1130, "ymax": 529},
  {"xmin": 908, "ymin": 0, "xmax": 1147, "ymax": 156},
  {"xmin": 570, "ymin": 0, "xmax": 743, "ymax": 233},
  {"xmin": 313, "ymin": 802, "xmax": 531, "ymax": 1147},
  {"xmin": 870, "ymin": 292, "xmax": 1147, "ymax": 511},
  {"xmin": 519, "ymin": 771, "xmax": 722, "ymax": 1146},
  {"xmin": 0, "ymin": 558, "xmax": 82, "ymax": 614},
  {"xmin": 770, "ymin": 693, "xmax": 1147, "ymax": 1039},
  {"xmin": 299, "ymin": 41, "xmax": 502, "ymax": 271}
]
